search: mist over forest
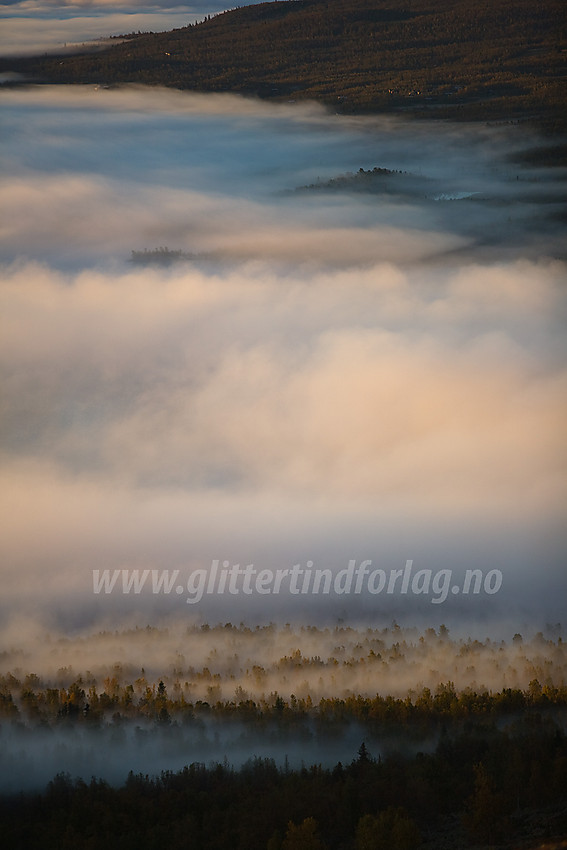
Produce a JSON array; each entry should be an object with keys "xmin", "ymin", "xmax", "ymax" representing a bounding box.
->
[
  {"xmin": 0, "ymin": 28, "xmax": 566, "ymax": 841},
  {"xmin": 1, "ymin": 621, "xmax": 566, "ymax": 792}
]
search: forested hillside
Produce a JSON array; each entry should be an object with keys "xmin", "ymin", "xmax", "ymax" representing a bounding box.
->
[
  {"xmin": 3, "ymin": 0, "xmax": 566, "ymax": 128},
  {"xmin": 1, "ymin": 691, "xmax": 566, "ymax": 848},
  {"xmin": 1, "ymin": 623, "xmax": 566, "ymax": 849}
]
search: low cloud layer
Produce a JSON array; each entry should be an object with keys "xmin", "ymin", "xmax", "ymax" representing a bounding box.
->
[
  {"xmin": 0, "ymin": 85, "xmax": 566, "ymax": 630},
  {"xmin": 0, "ymin": 1, "xmax": 270, "ymax": 57}
]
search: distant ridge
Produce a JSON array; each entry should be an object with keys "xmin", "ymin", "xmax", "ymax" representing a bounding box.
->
[{"xmin": 3, "ymin": 0, "xmax": 566, "ymax": 129}]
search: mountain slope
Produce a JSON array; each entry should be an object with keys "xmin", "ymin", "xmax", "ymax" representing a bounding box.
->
[{"xmin": 3, "ymin": 0, "xmax": 566, "ymax": 126}]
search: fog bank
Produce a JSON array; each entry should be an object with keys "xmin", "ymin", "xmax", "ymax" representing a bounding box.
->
[{"xmin": 0, "ymin": 86, "xmax": 566, "ymax": 632}]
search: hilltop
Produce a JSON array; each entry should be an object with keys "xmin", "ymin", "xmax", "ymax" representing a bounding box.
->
[{"xmin": 3, "ymin": 0, "xmax": 566, "ymax": 130}]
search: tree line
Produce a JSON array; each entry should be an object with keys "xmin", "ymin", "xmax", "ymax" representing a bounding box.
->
[
  {"xmin": 3, "ymin": 672, "xmax": 566, "ymax": 728},
  {"xmin": 1, "ymin": 713, "xmax": 566, "ymax": 848}
]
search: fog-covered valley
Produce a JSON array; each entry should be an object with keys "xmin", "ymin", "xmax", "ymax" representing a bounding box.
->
[
  {"xmin": 1, "ymin": 85, "xmax": 566, "ymax": 629},
  {"xmin": 1, "ymin": 85, "xmax": 566, "ymax": 819}
]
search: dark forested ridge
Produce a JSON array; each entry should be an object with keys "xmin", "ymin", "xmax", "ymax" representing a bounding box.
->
[
  {"xmin": 1, "ymin": 625, "xmax": 567, "ymax": 848},
  {"xmin": 1, "ymin": 709, "xmax": 566, "ymax": 849},
  {"xmin": 3, "ymin": 0, "xmax": 566, "ymax": 129}
]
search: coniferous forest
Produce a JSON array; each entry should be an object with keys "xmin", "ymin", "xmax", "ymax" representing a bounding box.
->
[
  {"xmin": 1, "ymin": 624, "xmax": 566, "ymax": 848},
  {"xmin": 3, "ymin": 0, "xmax": 566, "ymax": 134},
  {"xmin": 1, "ymin": 2, "xmax": 567, "ymax": 847}
]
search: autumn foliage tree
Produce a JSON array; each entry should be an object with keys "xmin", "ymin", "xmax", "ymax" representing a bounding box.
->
[{"xmin": 282, "ymin": 817, "xmax": 327, "ymax": 850}]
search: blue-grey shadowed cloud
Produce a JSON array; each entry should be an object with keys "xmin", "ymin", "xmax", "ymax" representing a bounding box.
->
[{"xmin": 0, "ymin": 85, "xmax": 566, "ymax": 633}]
